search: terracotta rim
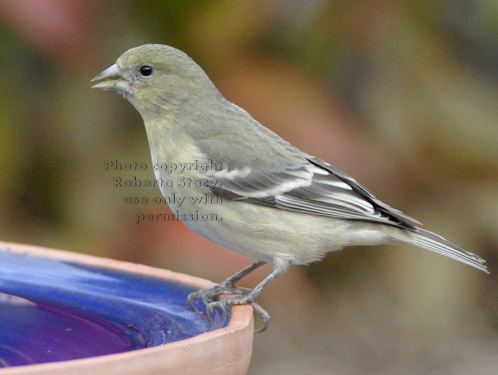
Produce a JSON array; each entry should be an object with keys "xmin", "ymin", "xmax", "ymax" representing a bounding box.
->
[{"xmin": 0, "ymin": 241, "xmax": 254, "ymax": 375}]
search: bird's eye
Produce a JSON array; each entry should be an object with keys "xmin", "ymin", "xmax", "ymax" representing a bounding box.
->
[{"xmin": 139, "ymin": 65, "xmax": 153, "ymax": 77}]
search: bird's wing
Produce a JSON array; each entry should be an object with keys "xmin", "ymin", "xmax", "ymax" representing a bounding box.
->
[
  {"xmin": 192, "ymin": 123, "xmax": 487, "ymax": 273},
  {"xmin": 207, "ymin": 153, "xmax": 420, "ymax": 229}
]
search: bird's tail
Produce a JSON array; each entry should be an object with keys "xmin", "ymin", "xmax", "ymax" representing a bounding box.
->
[{"xmin": 392, "ymin": 228, "xmax": 488, "ymax": 273}]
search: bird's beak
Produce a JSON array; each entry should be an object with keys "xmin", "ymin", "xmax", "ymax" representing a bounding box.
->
[{"xmin": 91, "ymin": 63, "xmax": 129, "ymax": 94}]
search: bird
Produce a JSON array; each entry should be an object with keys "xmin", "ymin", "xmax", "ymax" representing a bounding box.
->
[{"xmin": 92, "ymin": 44, "xmax": 488, "ymax": 332}]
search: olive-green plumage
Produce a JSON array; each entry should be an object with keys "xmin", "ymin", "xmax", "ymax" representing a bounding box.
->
[{"xmin": 93, "ymin": 44, "xmax": 487, "ymax": 330}]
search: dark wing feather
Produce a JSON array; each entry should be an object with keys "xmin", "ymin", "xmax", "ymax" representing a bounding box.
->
[{"xmin": 210, "ymin": 155, "xmax": 419, "ymax": 229}]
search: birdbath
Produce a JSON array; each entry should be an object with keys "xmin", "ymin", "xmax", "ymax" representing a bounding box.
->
[{"xmin": 0, "ymin": 241, "xmax": 253, "ymax": 375}]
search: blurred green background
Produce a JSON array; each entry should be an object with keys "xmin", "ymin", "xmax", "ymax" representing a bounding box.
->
[{"xmin": 0, "ymin": 1, "xmax": 497, "ymax": 374}]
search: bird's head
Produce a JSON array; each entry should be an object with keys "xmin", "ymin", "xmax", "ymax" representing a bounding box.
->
[{"xmin": 92, "ymin": 44, "xmax": 218, "ymax": 119}]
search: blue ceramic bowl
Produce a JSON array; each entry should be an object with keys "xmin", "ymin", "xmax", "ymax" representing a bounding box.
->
[{"xmin": 0, "ymin": 245, "xmax": 229, "ymax": 368}]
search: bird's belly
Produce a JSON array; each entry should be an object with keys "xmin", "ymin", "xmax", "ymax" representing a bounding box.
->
[{"xmin": 164, "ymin": 189, "xmax": 357, "ymax": 265}]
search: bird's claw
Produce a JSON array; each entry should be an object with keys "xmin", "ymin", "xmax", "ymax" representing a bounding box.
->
[
  {"xmin": 251, "ymin": 301, "xmax": 271, "ymax": 333},
  {"xmin": 187, "ymin": 283, "xmax": 251, "ymax": 312},
  {"xmin": 188, "ymin": 280, "xmax": 271, "ymax": 332},
  {"xmin": 192, "ymin": 292, "xmax": 271, "ymax": 332},
  {"xmin": 205, "ymin": 300, "xmax": 229, "ymax": 324},
  {"xmin": 187, "ymin": 292, "xmax": 203, "ymax": 313}
]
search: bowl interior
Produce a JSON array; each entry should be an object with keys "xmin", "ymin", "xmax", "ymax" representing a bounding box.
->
[{"xmin": 0, "ymin": 248, "xmax": 228, "ymax": 367}]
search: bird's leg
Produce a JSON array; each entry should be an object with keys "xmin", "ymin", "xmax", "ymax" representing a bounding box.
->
[
  {"xmin": 188, "ymin": 260, "xmax": 265, "ymax": 312},
  {"xmin": 205, "ymin": 267, "xmax": 283, "ymax": 332}
]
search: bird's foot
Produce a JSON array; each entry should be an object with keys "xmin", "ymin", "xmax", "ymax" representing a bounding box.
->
[
  {"xmin": 188, "ymin": 284, "xmax": 271, "ymax": 332},
  {"xmin": 187, "ymin": 281, "xmax": 251, "ymax": 313},
  {"xmin": 205, "ymin": 293, "xmax": 271, "ymax": 333}
]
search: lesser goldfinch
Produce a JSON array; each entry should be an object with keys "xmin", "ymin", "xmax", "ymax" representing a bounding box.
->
[{"xmin": 92, "ymin": 44, "xmax": 487, "ymax": 331}]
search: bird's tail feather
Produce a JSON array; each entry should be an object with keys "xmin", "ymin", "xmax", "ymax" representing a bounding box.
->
[{"xmin": 392, "ymin": 228, "xmax": 488, "ymax": 273}]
